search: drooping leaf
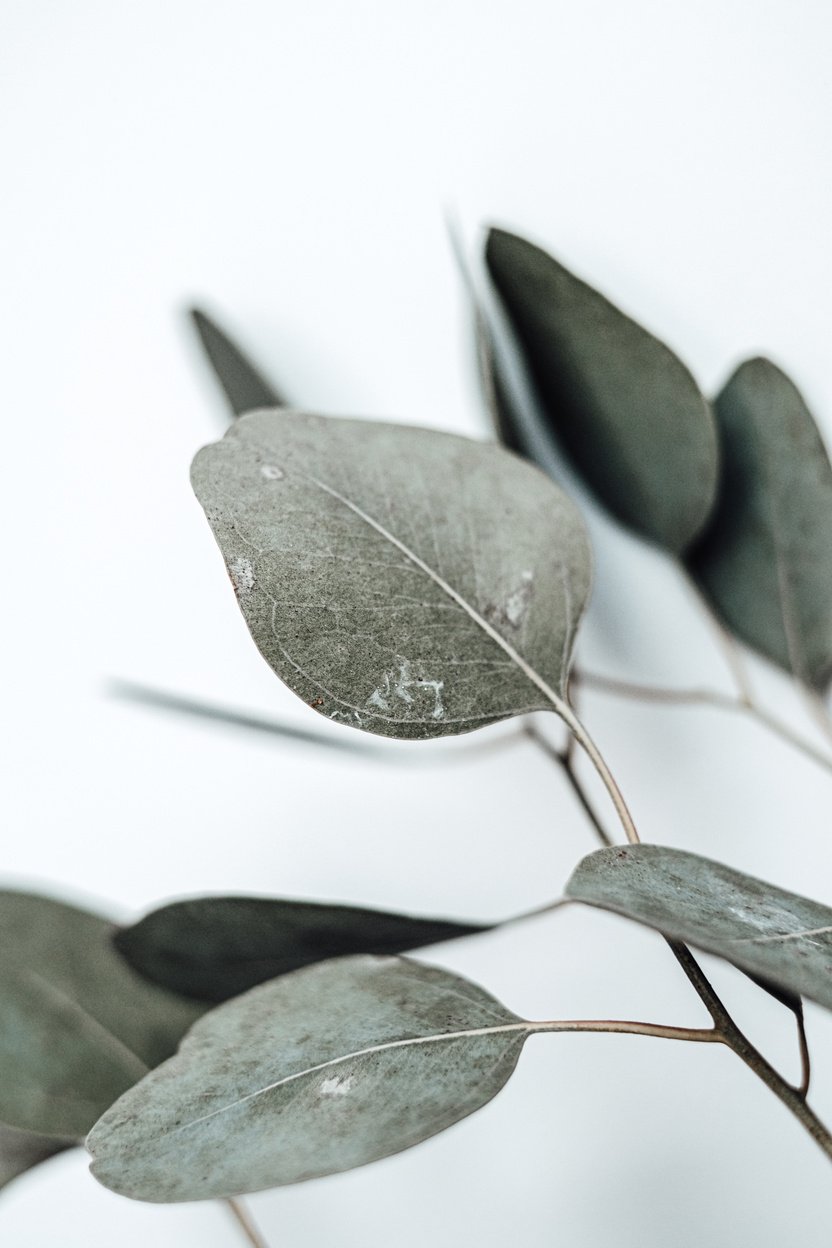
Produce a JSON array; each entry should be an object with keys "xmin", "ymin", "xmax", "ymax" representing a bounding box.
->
[
  {"xmin": 191, "ymin": 410, "xmax": 592, "ymax": 740},
  {"xmin": 190, "ymin": 308, "xmax": 285, "ymax": 417},
  {"xmin": 87, "ymin": 956, "xmax": 527, "ymax": 1201},
  {"xmin": 0, "ymin": 1123, "xmax": 74, "ymax": 1193},
  {"xmin": 485, "ymin": 228, "xmax": 719, "ymax": 554},
  {"xmin": 0, "ymin": 891, "xmax": 205, "ymax": 1137},
  {"xmin": 566, "ymin": 845, "xmax": 832, "ymax": 1010},
  {"xmin": 689, "ymin": 357, "xmax": 832, "ymax": 690},
  {"xmin": 114, "ymin": 896, "xmax": 491, "ymax": 1002}
]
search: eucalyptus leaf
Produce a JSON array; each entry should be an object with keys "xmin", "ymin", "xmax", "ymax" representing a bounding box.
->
[
  {"xmin": 447, "ymin": 217, "xmax": 527, "ymax": 455},
  {"xmin": 191, "ymin": 308, "xmax": 285, "ymax": 417},
  {"xmin": 115, "ymin": 896, "xmax": 491, "ymax": 1002},
  {"xmin": 191, "ymin": 410, "xmax": 592, "ymax": 739},
  {"xmin": 87, "ymin": 956, "xmax": 527, "ymax": 1201},
  {"xmin": 0, "ymin": 891, "xmax": 205, "ymax": 1137},
  {"xmin": 485, "ymin": 228, "xmax": 719, "ymax": 554},
  {"xmin": 0, "ymin": 1124, "xmax": 73, "ymax": 1192},
  {"xmin": 566, "ymin": 845, "xmax": 832, "ymax": 1010},
  {"xmin": 689, "ymin": 357, "xmax": 832, "ymax": 689}
]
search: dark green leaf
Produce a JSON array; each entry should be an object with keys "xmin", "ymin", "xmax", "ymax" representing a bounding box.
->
[
  {"xmin": 566, "ymin": 845, "xmax": 832, "ymax": 1010},
  {"xmin": 114, "ymin": 896, "xmax": 491, "ymax": 1002},
  {"xmin": 190, "ymin": 308, "xmax": 285, "ymax": 417},
  {"xmin": 0, "ymin": 892, "xmax": 205, "ymax": 1137},
  {"xmin": 191, "ymin": 411, "xmax": 592, "ymax": 740},
  {"xmin": 0, "ymin": 1124, "xmax": 73, "ymax": 1192},
  {"xmin": 87, "ymin": 956, "xmax": 526, "ymax": 1200},
  {"xmin": 689, "ymin": 357, "xmax": 832, "ymax": 689},
  {"xmin": 485, "ymin": 228, "xmax": 719, "ymax": 553}
]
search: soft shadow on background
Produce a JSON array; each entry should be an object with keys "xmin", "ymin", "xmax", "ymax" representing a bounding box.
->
[{"xmin": 2, "ymin": 2, "xmax": 832, "ymax": 1244}]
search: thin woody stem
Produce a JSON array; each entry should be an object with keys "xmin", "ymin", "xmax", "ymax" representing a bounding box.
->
[
  {"xmin": 227, "ymin": 1198, "xmax": 271, "ymax": 1248},
  {"xmin": 523, "ymin": 720, "xmax": 613, "ymax": 847},
  {"xmin": 531, "ymin": 1017, "xmax": 719, "ymax": 1043},
  {"xmin": 684, "ymin": 576, "xmax": 756, "ymax": 706},
  {"xmin": 524, "ymin": 729, "xmax": 832, "ymax": 1163},
  {"xmin": 554, "ymin": 699, "xmax": 640, "ymax": 845},
  {"xmin": 574, "ymin": 670, "xmax": 832, "ymax": 776},
  {"xmin": 796, "ymin": 1006, "xmax": 812, "ymax": 1099}
]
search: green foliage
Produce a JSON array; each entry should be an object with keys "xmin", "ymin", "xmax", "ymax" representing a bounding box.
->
[
  {"xmin": 567, "ymin": 845, "xmax": 832, "ymax": 1010},
  {"xmin": 87, "ymin": 958, "xmax": 524, "ymax": 1201},
  {"xmin": 191, "ymin": 308, "xmax": 285, "ymax": 416},
  {"xmin": 115, "ymin": 896, "xmax": 490, "ymax": 1002},
  {"xmin": 5, "ymin": 228, "xmax": 832, "ymax": 1224},
  {"xmin": 0, "ymin": 891, "xmax": 203, "ymax": 1138},
  {"xmin": 690, "ymin": 357, "xmax": 832, "ymax": 689},
  {"xmin": 484, "ymin": 227, "xmax": 719, "ymax": 553},
  {"xmin": 191, "ymin": 410, "xmax": 592, "ymax": 738}
]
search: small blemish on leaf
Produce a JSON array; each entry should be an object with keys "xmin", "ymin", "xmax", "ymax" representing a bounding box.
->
[
  {"xmin": 260, "ymin": 464, "xmax": 284, "ymax": 480},
  {"xmin": 318, "ymin": 1074, "xmax": 355, "ymax": 1097},
  {"xmin": 228, "ymin": 556, "xmax": 255, "ymax": 598}
]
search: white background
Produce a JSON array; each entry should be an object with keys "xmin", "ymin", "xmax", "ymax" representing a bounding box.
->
[{"xmin": 2, "ymin": 2, "xmax": 832, "ymax": 1244}]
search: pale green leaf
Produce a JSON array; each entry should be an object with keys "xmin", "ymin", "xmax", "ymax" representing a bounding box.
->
[
  {"xmin": 0, "ymin": 892, "xmax": 205, "ymax": 1137},
  {"xmin": 87, "ymin": 956, "xmax": 527, "ymax": 1200},
  {"xmin": 690, "ymin": 357, "xmax": 832, "ymax": 689},
  {"xmin": 485, "ymin": 228, "xmax": 719, "ymax": 553},
  {"xmin": 191, "ymin": 411, "xmax": 592, "ymax": 739},
  {"xmin": 567, "ymin": 845, "xmax": 832, "ymax": 1010}
]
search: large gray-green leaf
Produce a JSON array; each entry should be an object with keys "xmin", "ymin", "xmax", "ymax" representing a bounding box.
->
[
  {"xmin": 689, "ymin": 357, "xmax": 832, "ymax": 689},
  {"xmin": 191, "ymin": 308, "xmax": 285, "ymax": 417},
  {"xmin": 87, "ymin": 956, "xmax": 527, "ymax": 1200},
  {"xmin": 191, "ymin": 411, "xmax": 592, "ymax": 740},
  {"xmin": 0, "ymin": 1124, "xmax": 74, "ymax": 1193},
  {"xmin": 567, "ymin": 845, "xmax": 832, "ymax": 1010},
  {"xmin": 485, "ymin": 228, "xmax": 719, "ymax": 554},
  {"xmin": 114, "ymin": 896, "xmax": 490, "ymax": 1002},
  {"xmin": 0, "ymin": 891, "xmax": 205, "ymax": 1137}
]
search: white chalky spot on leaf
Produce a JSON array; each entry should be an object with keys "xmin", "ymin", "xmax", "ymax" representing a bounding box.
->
[
  {"xmin": 228, "ymin": 556, "xmax": 255, "ymax": 598},
  {"xmin": 368, "ymin": 659, "xmax": 444, "ymax": 720},
  {"xmin": 318, "ymin": 1074, "xmax": 355, "ymax": 1098},
  {"xmin": 504, "ymin": 571, "xmax": 534, "ymax": 627},
  {"xmin": 260, "ymin": 464, "xmax": 284, "ymax": 480},
  {"xmin": 190, "ymin": 411, "xmax": 593, "ymax": 742}
]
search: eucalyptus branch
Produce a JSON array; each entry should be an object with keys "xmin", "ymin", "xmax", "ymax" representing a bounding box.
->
[
  {"xmin": 524, "ymin": 725, "xmax": 832, "ymax": 1161},
  {"xmin": 666, "ymin": 943, "xmax": 828, "ymax": 1152}
]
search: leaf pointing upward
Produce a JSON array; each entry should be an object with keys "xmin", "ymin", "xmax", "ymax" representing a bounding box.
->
[
  {"xmin": 191, "ymin": 411, "xmax": 592, "ymax": 740},
  {"xmin": 689, "ymin": 357, "xmax": 832, "ymax": 690},
  {"xmin": 190, "ymin": 308, "xmax": 285, "ymax": 417},
  {"xmin": 485, "ymin": 228, "xmax": 719, "ymax": 554}
]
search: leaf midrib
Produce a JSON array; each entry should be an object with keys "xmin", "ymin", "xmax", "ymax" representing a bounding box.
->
[
  {"xmin": 305, "ymin": 471, "xmax": 570, "ymax": 716},
  {"xmin": 164, "ymin": 1020, "xmax": 531, "ymax": 1139}
]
